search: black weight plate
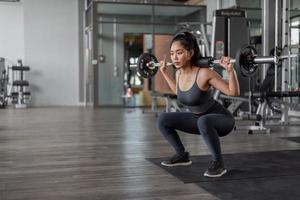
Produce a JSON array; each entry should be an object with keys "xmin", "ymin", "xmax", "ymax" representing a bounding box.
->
[
  {"xmin": 137, "ymin": 53, "xmax": 158, "ymax": 78},
  {"xmin": 236, "ymin": 44, "xmax": 259, "ymax": 77}
]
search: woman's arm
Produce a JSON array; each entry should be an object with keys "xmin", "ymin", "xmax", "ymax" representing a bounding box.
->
[
  {"xmin": 159, "ymin": 60, "xmax": 177, "ymax": 94},
  {"xmin": 208, "ymin": 57, "xmax": 240, "ymax": 96}
]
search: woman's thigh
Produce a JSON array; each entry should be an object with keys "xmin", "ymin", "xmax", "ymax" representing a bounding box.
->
[
  {"xmin": 158, "ymin": 112, "xmax": 200, "ymax": 134},
  {"xmin": 197, "ymin": 113, "xmax": 235, "ymax": 137}
]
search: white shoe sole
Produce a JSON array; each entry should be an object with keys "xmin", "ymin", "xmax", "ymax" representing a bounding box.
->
[
  {"xmin": 203, "ymin": 169, "xmax": 227, "ymax": 178},
  {"xmin": 161, "ymin": 160, "xmax": 192, "ymax": 167}
]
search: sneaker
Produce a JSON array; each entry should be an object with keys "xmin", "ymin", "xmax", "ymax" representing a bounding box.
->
[
  {"xmin": 161, "ymin": 152, "xmax": 192, "ymax": 167},
  {"xmin": 203, "ymin": 160, "xmax": 227, "ymax": 178}
]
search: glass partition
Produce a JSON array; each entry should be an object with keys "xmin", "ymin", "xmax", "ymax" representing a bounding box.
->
[
  {"xmin": 94, "ymin": 2, "xmax": 205, "ymax": 106},
  {"xmin": 290, "ymin": 16, "xmax": 300, "ymax": 91}
]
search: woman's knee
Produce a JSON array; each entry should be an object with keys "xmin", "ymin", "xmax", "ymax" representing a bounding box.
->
[
  {"xmin": 219, "ymin": 118, "xmax": 235, "ymax": 137},
  {"xmin": 197, "ymin": 116, "xmax": 211, "ymax": 131},
  {"xmin": 157, "ymin": 113, "xmax": 171, "ymax": 129}
]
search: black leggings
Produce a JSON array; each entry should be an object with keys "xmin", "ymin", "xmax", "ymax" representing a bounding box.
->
[{"xmin": 157, "ymin": 102, "xmax": 235, "ymax": 162}]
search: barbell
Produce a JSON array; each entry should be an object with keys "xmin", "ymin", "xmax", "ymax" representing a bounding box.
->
[{"xmin": 131, "ymin": 45, "xmax": 298, "ymax": 78}]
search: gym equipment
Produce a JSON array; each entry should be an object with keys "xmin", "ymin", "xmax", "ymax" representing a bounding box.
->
[
  {"xmin": 251, "ymin": 91, "xmax": 300, "ymax": 98},
  {"xmin": 133, "ymin": 45, "xmax": 298, "ymax": 78},
  {"xmin": 11, "ymin": 60, "xmax": 31, "ymax": 108},
  {"xmin": 212, "ymin": 9, "xmax": 250, "ymax": 112},
  {"xmin": 239, "ymin": 90, "xmax": 300, "ymax": 134},
  {"xmin": 0, "ymin": 58, "xmax": 8, "ymax": 108},
  {"xmin": 136, "ymin": 53, "xmax": 159, "ymax": 79}
]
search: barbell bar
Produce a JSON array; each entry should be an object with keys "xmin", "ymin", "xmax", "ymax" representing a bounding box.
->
[
  {"xmin": 133, "ymin": 45, "xmax": 298, "ymax": 78},
  {"xmin": 138, "ymin": 57, "xmax": 278, "ymax": 70}
]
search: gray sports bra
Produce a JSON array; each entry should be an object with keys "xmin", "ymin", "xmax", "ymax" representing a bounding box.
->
[{"xmin": 177, "ymin": 69, "xmax": 215, "ymax": 113}]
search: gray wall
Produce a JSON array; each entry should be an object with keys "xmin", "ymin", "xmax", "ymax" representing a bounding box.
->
[
  {"xmin": 0, "ymin": 2, "xmax": 24, "ymax": 62},
  {"xmin": 23, "ymin": 0, "xmax": 81, "ymax": 106},
  {"xmin": 0, "ymin": 0, "xmax": 84, "ymax": 106}
]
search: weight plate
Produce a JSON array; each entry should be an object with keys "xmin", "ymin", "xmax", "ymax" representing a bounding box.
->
[{"xmin": 137, "ymin": 53, "xmax": 159, "ymax": 78}]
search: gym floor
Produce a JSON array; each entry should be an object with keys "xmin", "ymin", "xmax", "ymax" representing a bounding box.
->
[{"xmin": 0, "ymin": 107, "xmax": 300, "ymax": 200}]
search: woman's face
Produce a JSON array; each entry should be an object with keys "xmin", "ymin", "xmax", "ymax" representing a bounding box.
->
[{"xmin": 170, "ymin": 41, "xmax": 192, "ymax": 69}]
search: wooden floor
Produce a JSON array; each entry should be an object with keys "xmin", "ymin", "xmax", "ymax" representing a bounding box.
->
[{"xmin": 0, "ymin": 107, "xmax": 300, "ymax": 200}]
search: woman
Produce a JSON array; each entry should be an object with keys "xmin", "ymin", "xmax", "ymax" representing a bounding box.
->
[{"xmin": 158, "ymin": 32, "xmax": 240, "ymax": 178}]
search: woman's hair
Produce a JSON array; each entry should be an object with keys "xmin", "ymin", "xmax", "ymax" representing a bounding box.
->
[{"xmin": 170, "ymin": 31, "xmax": 202, "ymax": 66}]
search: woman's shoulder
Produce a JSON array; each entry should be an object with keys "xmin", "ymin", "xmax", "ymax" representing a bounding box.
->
[
  {"xmin": 196, "ymin": 67, "xmax": 216, "ymax": 82},
  {"xmin": 197, "ymin": 67, "xmax": 214, "ymax": 75}
]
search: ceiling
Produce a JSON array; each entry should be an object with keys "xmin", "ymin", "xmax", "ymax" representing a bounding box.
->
[
  {"xmin": 94, "ymin": 0, "xmax": 206, "ymax": 6},
  {"xmin": 97, "ymin": 2, "xmax": 204, "ymax": 16}
]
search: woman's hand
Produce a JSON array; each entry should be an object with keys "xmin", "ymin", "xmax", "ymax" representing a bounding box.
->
[
  {"xmin": 158, "ymin": 57, "xmax": 176, "ymax": 94},
  {"xmin": 219, "ymin": 56, "xmax": 234, "ymax": 72},
  {"xmin": 159, "ymin": 58, "xmax": 168, "ymax": 74}
]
